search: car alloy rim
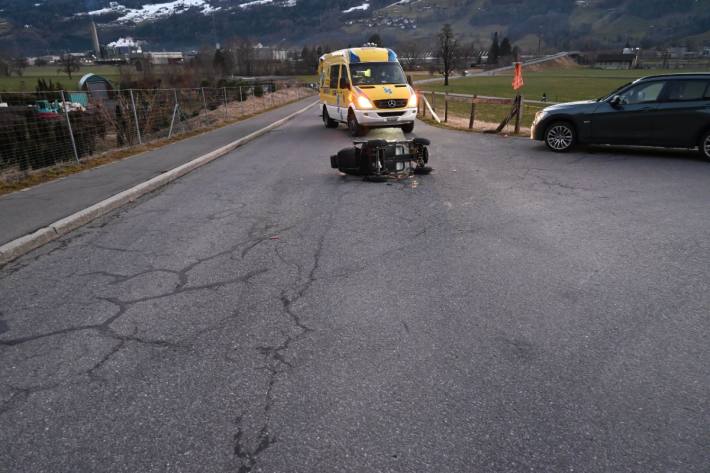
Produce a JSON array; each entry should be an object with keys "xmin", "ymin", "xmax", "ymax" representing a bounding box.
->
[
  {"xmin": 704, "ymin": 135, "xmax": 710, "ymax": 157},
  {"xmin": 547, "ymin": 125, "xmax": 573, "ymax": 150}
]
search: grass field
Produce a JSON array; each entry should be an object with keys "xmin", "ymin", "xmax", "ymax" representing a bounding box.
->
[
  {"xmin": 0, "ymin": 65, "xmax": 121, "ymax": 93},
  {"xmin": 416, "ymin": 66, "xmax": 710, "ymax": 131},
  {"xmin": 419, "ymin": 67, "xmax": 710, "ymax": 103}
]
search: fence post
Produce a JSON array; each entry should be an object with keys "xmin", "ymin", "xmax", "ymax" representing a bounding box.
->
[
  {"xmin": 168, "ymin": 88, "xmax": 179, "ymax": 138},
  {"xmin": 514, "ymin": 94, "xmax": 523, "ymax": 134},
  {"xmin": 239, "ymin": 86, "xmax": 244, "ymax": 114},
  {"xmin": 469, "ymin": 95, "xmax": 476, "ymax": 129},
  {"xmin": 420, "ymin": 93, "xmax": 426, "ymax": 117},
  {"xmin": 200, "ymin": 87, "xmax": 208, "ymax": 116},
  {"xmin": 444, "ymin": 92, "xmax": 448, "ymax": 123},
  {"xmin": 129, "ymin": 89, "xmax": 142, "ymax": 145},
  {"xmin": 223, "ymin": 87, "xmax": 228, "ymax": 120},
  {"xmin": 430, "ymin": 90, "xmax": 436, "ymax": 111},
  {"xmin": 60, "ymin": 90, "xmax": 80, "ymax": 164}
]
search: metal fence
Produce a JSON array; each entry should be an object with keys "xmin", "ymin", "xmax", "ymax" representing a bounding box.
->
[{"xmin": 0, "ymin": 83, "xmax": 314, "ymax": 178}]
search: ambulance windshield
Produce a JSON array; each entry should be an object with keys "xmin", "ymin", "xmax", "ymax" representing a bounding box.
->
[{"xmin": 350, "ymin": 63, "xmax": 407, "ymax": 86}]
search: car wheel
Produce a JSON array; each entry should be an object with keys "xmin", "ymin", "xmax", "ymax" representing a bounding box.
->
[
  {"xmin": 544, "ymin": 121, "xmax": 576, "ymax": 152},
  {"xmin": 323, "ymin": 107, "xmax": 338, "ymax": 128},
  {"xmin": 401, "ymin": 122, "xmax": 414, "ymax": 133},
  {"xmin": 700, "ymin": 130, "xmax": 710, "ymax": 161},
  {"xmin": 348, "ymin": 111, "xmax": 366, "ymax": 137}
]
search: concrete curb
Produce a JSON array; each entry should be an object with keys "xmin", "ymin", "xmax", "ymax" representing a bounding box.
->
[{"xmin": 0, "ymin": 100, "xmax": 319, "ymax": 266}]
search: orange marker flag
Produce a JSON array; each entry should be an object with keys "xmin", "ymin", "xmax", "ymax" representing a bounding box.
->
[{"xmin": 512, "ymin": 62, "xmax": 524, "ymax": 90}]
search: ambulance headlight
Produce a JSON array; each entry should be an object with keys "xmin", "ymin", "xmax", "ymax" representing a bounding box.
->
[
  {"xmin": 407, "ymin": 94, "xmax": 417, "ymax": 108},
  {"xmin": 356, "ymin": 95, "xmax": 374, "ymax": 109}
]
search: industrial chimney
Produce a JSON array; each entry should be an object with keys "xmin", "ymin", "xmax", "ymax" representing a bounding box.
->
[{"xmin": 90, "ymin": 21, "xmax": 101, "ymax": 58}]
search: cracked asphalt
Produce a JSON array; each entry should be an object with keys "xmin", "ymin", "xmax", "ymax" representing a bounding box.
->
[{"xmin": 1, "ymin": 113, "xmax": 709, "ymax": 472}]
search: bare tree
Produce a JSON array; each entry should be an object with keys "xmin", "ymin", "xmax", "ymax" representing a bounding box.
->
[
  {"xmin": 398, "ymin": 41, "xmax": 423, "ymax": 71},
  {"xmin": 0, "ymin": 55, "xmax": 10, "ymax": 77},
  {"xmin": 57, "ymin": 54, "xmax": 81, "ymax": 79},
  {"xmin": 228, "ymin": 37, "xmax": 256, "ymax": 76},
  {"xmin": 437, "ymin": 24, "xmax": 459, "ymax": 86},
  {"xmin": 11, "ymin": 57, "xmax": 28, "ymax": 76}
]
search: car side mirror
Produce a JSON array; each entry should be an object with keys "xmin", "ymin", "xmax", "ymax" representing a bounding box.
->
[{"xmin": 610, "ymin": 95, "xmax": 622, "ymax": 108}]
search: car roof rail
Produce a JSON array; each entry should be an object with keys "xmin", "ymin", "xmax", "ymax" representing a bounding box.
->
[{"xmin": 638, "ymin": 72, "xmax": 710, "ymax": 81}]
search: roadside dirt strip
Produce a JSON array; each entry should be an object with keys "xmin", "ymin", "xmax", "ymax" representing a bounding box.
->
[{"xmin": 0, "ymin": 100, "xmax": 319, "ymax": 266}]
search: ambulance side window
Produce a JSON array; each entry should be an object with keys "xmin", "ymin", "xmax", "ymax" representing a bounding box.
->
[
  {"xmin": 329, "ymin": 65, "xmax": 340, "ymax": 89},
  {"xmin": 341, "ymin": 66, "xmax": 350, "ymax": 88}
]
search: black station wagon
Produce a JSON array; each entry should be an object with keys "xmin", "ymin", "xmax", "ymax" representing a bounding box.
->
[{"xmin": 531, "ymin": 73, "xmax": 710, "ymax": 160}]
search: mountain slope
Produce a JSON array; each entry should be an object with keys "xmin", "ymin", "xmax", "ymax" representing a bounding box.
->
[{"xmin": 0, "ymin": 0, "xmax": 708, "ymax": 55}]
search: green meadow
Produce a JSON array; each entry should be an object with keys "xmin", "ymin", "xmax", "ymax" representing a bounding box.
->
[
  {"xmin": 0, "ymin": 65, "xmax": 121, "ymax": 93},
  {"xmin": 420, "ymin": 67, "xmax": 710, "ymax": 103}
]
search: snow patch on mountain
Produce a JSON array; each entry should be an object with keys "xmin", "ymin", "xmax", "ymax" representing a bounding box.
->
[
  {"xmin": 342, "ymin": 2, "xmax": 369, "ymax": 13},
  {"xmin": 238, "ymin": 0, "xmax": 297, "ymax": 9},
  {"xmin": 239, "ymin": 0, "xmax": 273, "ymax": 8},
  {"xmin": 86, "ymin": 2, "xmax": 127, "ymax": 16},
  {"xmin": 84, "ymin": 0, "xmax": 219, "ymax": 23}
]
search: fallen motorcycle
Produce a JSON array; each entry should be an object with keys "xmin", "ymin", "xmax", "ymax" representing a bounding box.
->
[{"xmin": 330, "ymin": 134, "xmax": 432, "ymax": 182}]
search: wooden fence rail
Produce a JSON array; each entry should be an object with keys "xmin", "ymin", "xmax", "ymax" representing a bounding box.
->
[
  {"xmin": 420, "ymin": 90, "xmax": 558, "ymax": 106},
  {"xmin": 417, "ymin": 90, "xmax": 529, "ymax": 132}
]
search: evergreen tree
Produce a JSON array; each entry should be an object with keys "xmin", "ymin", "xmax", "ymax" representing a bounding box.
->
[
  {"xmin": 489, "ymin": 32, "xmax": 500, "ymax": 65},
  {"xmin": 213, "ymin": 49, "xmax": 230, "ymax": 76},
  {"xmin": 499, "ymin": 37, "xmax": 512, "ymax": 57}
]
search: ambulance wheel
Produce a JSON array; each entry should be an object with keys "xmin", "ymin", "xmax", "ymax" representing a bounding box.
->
[
  {"xmin": 323, "ymin": 106, "xmax": 338, "ymax": 128},
  {"xmin": 348, "ymin": 111, "xmax": 366, "ymax": 137},
  {"xmin": 401, "ymin": 122, "xmax": 414, "ymax": 133}
]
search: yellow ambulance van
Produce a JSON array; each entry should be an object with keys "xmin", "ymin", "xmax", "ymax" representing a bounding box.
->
[{"xmin": 318, "ymin": 47, "xmax": 418, "ymax": 136}]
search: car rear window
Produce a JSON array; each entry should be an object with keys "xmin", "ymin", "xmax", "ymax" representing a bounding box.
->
[{"xmin": 664, "ymin": 80, "xmax": 710, "ymax": 102}]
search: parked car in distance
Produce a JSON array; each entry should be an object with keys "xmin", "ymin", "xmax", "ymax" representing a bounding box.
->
[{"xmin": 531, "ymin": 73, "xmax": 710, "ymax": 160}]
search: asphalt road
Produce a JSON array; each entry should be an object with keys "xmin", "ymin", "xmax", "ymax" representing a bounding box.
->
[
  {"xmin": 1, "ymin": 114, "xmax": 709, "ymax": 472},
  {"xmin": 0, "ymin": 97, "xmax": 315, "ymax": 246}
]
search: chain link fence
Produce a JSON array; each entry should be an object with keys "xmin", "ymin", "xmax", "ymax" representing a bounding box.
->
[{"xmin": 0, "ymin": 82, "xmax": 315, "ymax": 181}]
